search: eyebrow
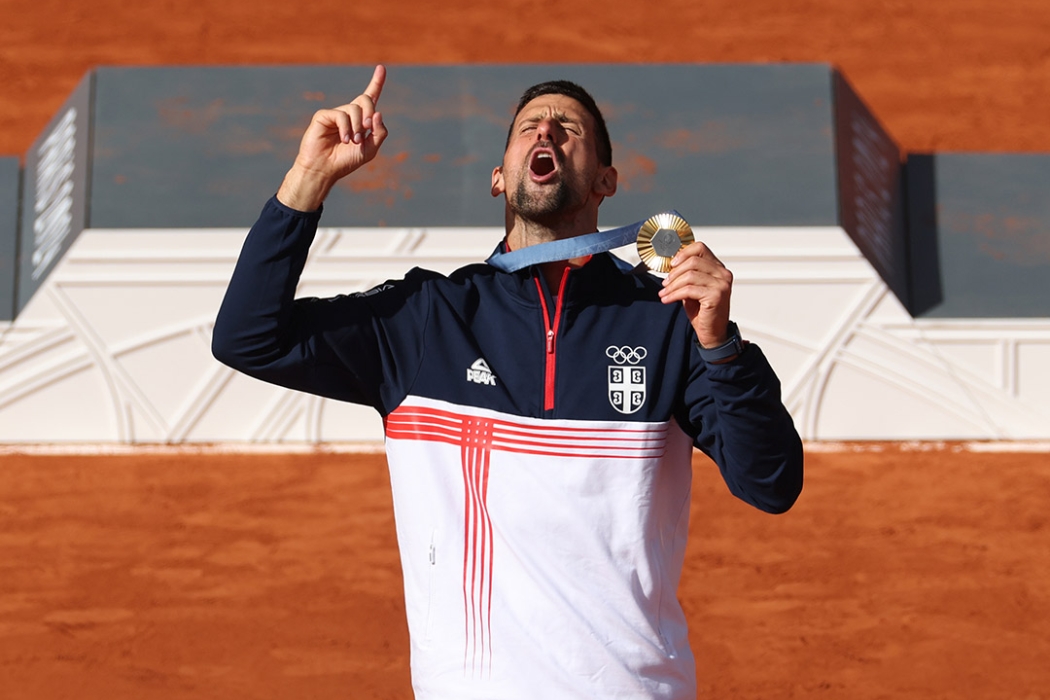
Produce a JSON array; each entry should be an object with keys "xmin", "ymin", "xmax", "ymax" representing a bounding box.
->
[{"xmin": 517, "ymin": 111, "xmax": 582, "ymax": 130}]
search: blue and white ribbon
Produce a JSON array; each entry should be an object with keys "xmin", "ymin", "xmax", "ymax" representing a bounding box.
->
[{"xmin": 486, "ymin": 212, "xmax": 682, "ymax": 273}]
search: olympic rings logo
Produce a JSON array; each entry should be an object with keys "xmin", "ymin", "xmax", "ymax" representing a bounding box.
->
[{"xmin": 606, "ymin": 345, "xmax": 648, "ymax": 365}]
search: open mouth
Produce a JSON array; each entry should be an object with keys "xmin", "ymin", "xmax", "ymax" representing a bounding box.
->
[{"xmin": 529, "ymin": 150, "xmax": 558, "ymax": 181}]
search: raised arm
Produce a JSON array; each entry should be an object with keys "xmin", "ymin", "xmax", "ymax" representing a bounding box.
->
[{"xmin": 211, "ymin": 66, "xmax": 424, "ymax": 409}]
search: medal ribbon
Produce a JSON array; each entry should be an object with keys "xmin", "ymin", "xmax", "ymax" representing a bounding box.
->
[{"xmin": 485, "ymin": 211, "xmax": 683, "ymax": 273}]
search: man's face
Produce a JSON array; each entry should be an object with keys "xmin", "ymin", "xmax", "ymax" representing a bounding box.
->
[{"xmin": 492, "ymin": 94, "xmax": 615, "ymax": 224}]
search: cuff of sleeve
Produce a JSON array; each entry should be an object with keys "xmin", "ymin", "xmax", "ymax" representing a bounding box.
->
[
  {"xmin": 694, "ymin": 320, "xmax": 745, "ymax": 364},
  {"xmin": 700, "ymin": 342, "xmax": 774, "ymax": 383},
  {"xmin": 268, "ymin": 194, "xmax": 325, "ymax": 219}
]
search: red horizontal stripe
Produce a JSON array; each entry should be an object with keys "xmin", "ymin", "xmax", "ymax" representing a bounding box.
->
[
  {"xmin": 386, "ymin": 405, "xmax": 668, "ymax": 458},
  {"xmin": 387, "ymin": 419, "xmax": 665, "ymax": 449},
  {"xmin": 392, "ymin": 405, "xmax": 664, "ymax": 436},
  {"xmin": 390, "ymin": 406, "xmax": 666, "ymax": 437}
]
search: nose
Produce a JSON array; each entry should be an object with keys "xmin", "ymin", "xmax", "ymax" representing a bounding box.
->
[{"xmin": 535, "ymin": 116, "xmax": 563, "ymax": 143}]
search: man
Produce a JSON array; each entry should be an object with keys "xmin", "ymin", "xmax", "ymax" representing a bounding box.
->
[{"xmin": 213, "ymin": 64, "xmax": 803, "ymax": 699}]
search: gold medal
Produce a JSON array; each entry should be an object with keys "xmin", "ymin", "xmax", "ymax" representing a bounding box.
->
[{"xmin": 636, "ymin": 212, "xmax": 694, "ymax": 273}]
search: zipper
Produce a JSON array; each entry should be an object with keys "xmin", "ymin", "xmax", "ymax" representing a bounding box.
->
[
  {"xmin": 424, "ymin": 529, "xmax": 436, "ymax": 642},
  {"xmin": 533, "ymin": 266, "xmax": 571, "ymax": 412}
]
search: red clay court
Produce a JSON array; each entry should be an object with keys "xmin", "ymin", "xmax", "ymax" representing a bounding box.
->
[{"xmin": 2, "ymin": 445, "xmax": 1048, "ymax": 698}]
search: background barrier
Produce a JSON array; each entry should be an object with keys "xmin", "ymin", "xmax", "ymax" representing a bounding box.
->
[{"xmin": 0, "ymin": 156, "xmax": 19, "ymax": 321}]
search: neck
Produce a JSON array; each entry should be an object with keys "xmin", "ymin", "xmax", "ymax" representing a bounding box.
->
[
  {"xmin": 504, "ymin": 208, "xmax": 598, "ymax": 252},
  {"xmin": 502, "ymin": 205, "xmax": 599, "ymax": 294}
]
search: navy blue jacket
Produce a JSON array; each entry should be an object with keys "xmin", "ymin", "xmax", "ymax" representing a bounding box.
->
[{"xmin": 212, "ymin": 196, "xmax": 803, "ymax": 514}]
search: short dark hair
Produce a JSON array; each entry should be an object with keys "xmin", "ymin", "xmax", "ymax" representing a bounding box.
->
[{"xmin": 505, "ymin": 80, "xmax": 612, "ymax": 166}]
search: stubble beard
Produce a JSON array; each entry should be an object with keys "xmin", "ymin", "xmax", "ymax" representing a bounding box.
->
[{"xmin": 511, "ymin": 176, "xmax": 574, "ymax": 224}]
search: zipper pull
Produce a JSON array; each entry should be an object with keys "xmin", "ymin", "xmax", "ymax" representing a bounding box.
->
[{"xmin": 546, "ymin": 329, "xmax": 555, "ymax": 353}]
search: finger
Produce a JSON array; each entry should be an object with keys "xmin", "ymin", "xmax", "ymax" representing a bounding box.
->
[
  {"xmin": 660, "ymin": 285, "xmax": 713, "ymax": 307},
  {"xmin": 309, "ymin": 107, "xmax": 355, "ymax": 145},
  {"xmin": 327, "ymin": 103, "xmax": 367, "ymax": 143},
  {"xmin": 369, "ymin": 111, "xmax": 388, "ymax": 150},
  {"xmin": 659, "ymin": 283, "xmax": 703, "ymax": 306},
  {"xmin": 660, "ymin": 268, "xmax": 732, "ymax": 304},
  {"xmin": 339, "ymin": 66, "xmax": 388, "ymax": 143},
  {"xmin": 671, "ymin": 240, "xmax": 724, "ymax": 269},
  {"xmin": 363, "ymin": 64, "xmax": 386, "ymax": 105},
  {"xmin": 344, "ymin": 105, "xmax": 367, "ymax": 144},
  {"xmin": 337, "ymin": 103, "xmax": 369, "ymax": 144},
  {"xmin": 660, "ymin": 275, "xmax": 713, "ymax": 303},
  {"xmin": 664, "ymin": 253, "xmax": 729, "ymax": 287}
]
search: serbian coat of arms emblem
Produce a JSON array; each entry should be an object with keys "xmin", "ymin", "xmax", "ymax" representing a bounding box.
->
[{"xmin": 606, "ymin": 345, "xmax": 648, "ymax": 414}]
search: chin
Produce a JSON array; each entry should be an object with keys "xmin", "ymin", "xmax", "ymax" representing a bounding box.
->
[{"xmin": 512, "ymin": 181, "xmax": 576, "ymax": 221}]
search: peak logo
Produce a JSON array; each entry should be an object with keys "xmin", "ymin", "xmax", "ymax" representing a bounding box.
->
[{"xmin": 467, "ymin": 358, "xmax": 497, "ymax": 386}]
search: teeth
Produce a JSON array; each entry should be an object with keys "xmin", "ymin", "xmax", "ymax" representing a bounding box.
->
[{"xmin": 536, "ymin": 153, "xmax": 551, "ymax": 159}]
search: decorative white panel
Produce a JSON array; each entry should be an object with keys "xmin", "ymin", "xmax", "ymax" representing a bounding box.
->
[{"xmin": 2, "ymin": 224, "xmax": 1049, "ymax": 443}]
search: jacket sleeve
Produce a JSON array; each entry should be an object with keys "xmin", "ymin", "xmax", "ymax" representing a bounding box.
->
[
  {"xmin": 677, "ymin": 342, "xmax": 804, "ymax": 514},
  {"xmin": 211, "ymin": 196, "xmax": 429, "ymax": 413}
]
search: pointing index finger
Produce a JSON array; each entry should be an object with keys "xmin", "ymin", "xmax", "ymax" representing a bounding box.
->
[{"xmin": 363, "ymin": 64, "xmax": 386, "ymax": 105}]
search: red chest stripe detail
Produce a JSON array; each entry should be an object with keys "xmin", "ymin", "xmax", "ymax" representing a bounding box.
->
[
  {"xmin": 385, "ymin": 405, "xmax": 668, "ymax": 459},
  {"xmin": 460, "ymin": 417, "xmax": 494, "ymax": 677}
]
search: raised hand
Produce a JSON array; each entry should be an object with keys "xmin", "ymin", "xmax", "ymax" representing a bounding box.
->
[
  {"xmin": 658, "ymin": 240, "xmax": 735, "ymax": 352},
  {"xmin": 277, "ymin": 65, "xmax": 390, "ymax": 211}
]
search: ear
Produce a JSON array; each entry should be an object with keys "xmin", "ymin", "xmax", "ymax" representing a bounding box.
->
[
  {"xmin": 491, "ymin": 166, "xmax": 505, "ymax": 197},
  {"xmin": 594, "ymin": 165, "xmax": 617, "ymax": 198}
]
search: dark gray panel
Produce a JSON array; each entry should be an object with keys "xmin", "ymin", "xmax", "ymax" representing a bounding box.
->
[
  {"xmin": 915, "ymin": 153, "xmax": 1050, "ymax": 318},
  {"xmin": 0, "ymin": 157, "xmax": 20, "ymax": 320},
  {"xmin": 834, "ymin": 72, "xmax": 909, "ymax": 310},
  {"xmin": 903, "ymin": 154, "xmax": 942, "ymax": 316},
  {"xmin": 89, "ymin": 64, "xmax": 840, "ymax": 229},
  {"xmin": 17, "ymin": 73, "xmax": 94, "ymax": 316}
]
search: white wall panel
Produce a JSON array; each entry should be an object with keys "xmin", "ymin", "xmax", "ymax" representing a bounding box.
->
[
  {"xmin": 1017, "ymin": 342, "xmax": 1050, "ymax": 419},
  {"xmin": 2, "ymin": 224, "xmax": 1050, "ymax": 444}
]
